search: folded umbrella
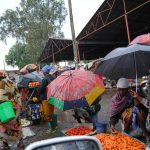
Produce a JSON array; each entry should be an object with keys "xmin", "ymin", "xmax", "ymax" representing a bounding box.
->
[{"xmin": 47, "ymin": 69, "xmax": 105, "ymax": 111}]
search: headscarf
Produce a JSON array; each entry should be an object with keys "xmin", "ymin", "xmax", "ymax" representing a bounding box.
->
[
  {"xmin": 49, "ymin": 66, "xmax": 58, "ymax": 75},
  {"xmin": 0, "ymin": 70, "xmax": 6, "ymax": 78},
  {"xmin": 110, "ymin": 90, "xmax": 130, "ymax": 117},
  {"xmin": 117, "ymin": 78, "xmax": 129, "ymax": 88},
  {"xmin": 42, "ymin": 65, "xmax": 53, "ymax": 73}
]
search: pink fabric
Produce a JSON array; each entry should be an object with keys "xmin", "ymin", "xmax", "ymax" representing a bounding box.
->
[
  {"xmin": 0, "ymin": 70, "xmax": 6, "ymax": 77},
  {"xmin": 130, "ymin": 33, "xmax": 150, "ymax": 45},
  {"xmin": 0, "ymin": 124, "xmax": 6, "ymax": 132},
  {"xmin": 47, "ymin": 69, "xmax": 105, "ymax": 100},
  {"xmin": 21, "ymin": 88, "xmax": 28, "ymax": 100},
  {"xmin": 20, "ymin": 64, "xmax": 38, "ymax": 74},
  {"xmin": 13, "ymin": 103, "xmax": 21, "ymax": 110},
  {"xmin": 4, "ymin": 120, "xmax": 21, "ymax": 131},
  {"xmin": 110, "ymin": 91, "xmax": 129, "ymax": 117}
]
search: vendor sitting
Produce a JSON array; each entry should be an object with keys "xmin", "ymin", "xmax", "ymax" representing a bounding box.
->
[{"xmin": 110, "ymin": 78, "xmax": 149, "ymax": 143}]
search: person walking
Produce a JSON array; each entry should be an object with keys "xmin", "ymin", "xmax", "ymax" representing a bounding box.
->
[{"xmin": 38, "ymin": 65, "xmax": 56, "ymax": 132}]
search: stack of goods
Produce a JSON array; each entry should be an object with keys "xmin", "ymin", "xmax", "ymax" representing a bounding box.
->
[
  {"xmin": 28, "ymin": 82, "xmax": 40, "ymax": 88},
  {"xmin": 65, "ymin": 126, "xmax": 93, "ymax": 136},
  {"xmin": 94, "ymin": 132, "xmax": 145, "ymax": 150}
]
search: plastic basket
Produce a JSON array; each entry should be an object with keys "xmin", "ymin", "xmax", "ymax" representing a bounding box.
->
[
  {"xmin": 62, "ymin": 123, "xmax": 97, "ymax": 136},
  {"xmin": 95, "ymin": 122, "xmax": 107, "ymax": 133}
]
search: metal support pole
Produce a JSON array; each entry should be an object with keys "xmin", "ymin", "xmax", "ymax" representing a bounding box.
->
[
  {"xmin": 123, "ymin": 0, "xmax": 131, "ymax": 44},
  {"xmin": 3, "ymin": 60, "xmax": 5, "ymax": 71},
  {"xmin": 77, "ymin": 42, "xmax": 80, "ymax": 63},
  {"xmin": 68, "ymin": 0, "xmax": 78, "ymax": 68},
  {"xmin": 52, "ymin": 44, "xmax": 55, "ymax": 64},
  {"xmin": 52, "ymin": 53, "xmax": 55, "ymax": 64}
]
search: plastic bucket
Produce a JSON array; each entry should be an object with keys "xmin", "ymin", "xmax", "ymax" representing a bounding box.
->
[
  {"xmin": 95, "ymin": 122, "xmax": 107, "ymax": 133},
  {"xmin": 0, "ymin": 102, "xmax": 15, "ymax": 123}
]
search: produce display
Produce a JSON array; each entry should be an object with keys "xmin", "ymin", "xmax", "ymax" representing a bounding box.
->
[
  {"xmin": 65, "ymin": 126, "xmax": 93, "ymax": 136},
  {"xmin": 94, "ymin": 132, "xmax": 145, "ymax": 150},
  {"xmin": 29, "ymin": 82, "xmax": 40, "ymax": 87}
]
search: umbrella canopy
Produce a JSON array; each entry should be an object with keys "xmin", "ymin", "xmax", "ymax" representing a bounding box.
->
[
  {"xmin": 20, "ymin": 64, "xmax": 38, "ymax": 75},
  {"xmin": 17, "ymin": 71, "xmax": 43, "ymax": 87},
  {"xmin": 47, "ymin": 69, "xmax": 105, "ymax": 111},
  {"xmin": 130, "ymin": 33, "xmax": 150, "ymax": 45},
  {"xmin": 95, "ymin": 44, "xmax": 150, "ymax": 80}
]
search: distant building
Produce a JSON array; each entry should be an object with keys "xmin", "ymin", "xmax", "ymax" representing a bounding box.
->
[{"xmin": 6, "ymin": 70, "xmax": 19, "ymax": 79}]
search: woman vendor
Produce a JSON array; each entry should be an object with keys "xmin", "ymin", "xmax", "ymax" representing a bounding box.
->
[
  {"xmin": 110, "ymin": 78, "xmax": 149, "ymax": 143},
  {"xmin": 0, "ymin": 70, "xmax": 24, "ymax": 149},
  {"xmin": 38, "ymin": 65, "xmax": 56, "ymax": 132}
]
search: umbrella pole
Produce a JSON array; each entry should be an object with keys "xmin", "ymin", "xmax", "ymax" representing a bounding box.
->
[
  {"xmin": 134, "ymin": 53, "xmax": 138, "ymax": 92},
  {"xmin": 135, "ymin": 71, "xmax": 138, "ymax": 92},
  {"xmin": 28, "ymin": 89, "xmax": 36, "ymax": 100}
]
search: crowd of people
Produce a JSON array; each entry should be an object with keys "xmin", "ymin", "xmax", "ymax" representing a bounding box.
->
[
  {"xmin": 0, "ymin": 62, "xmax": 150, "ymax": 149},
  {"xmin": 0, "ymin": 65, "xmax": 57, "ymax": 149}
]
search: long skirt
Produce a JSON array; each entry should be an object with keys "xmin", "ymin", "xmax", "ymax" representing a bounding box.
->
[
  {"xmin": 121, "ymin": 104, "xmax": 148, "ymax": 131},
  {"xmin": 39, "ymin": 100, "xmax": 54, "ymax": 121}
]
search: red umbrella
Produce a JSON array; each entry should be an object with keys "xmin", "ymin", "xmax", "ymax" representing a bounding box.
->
[
  {"xmin": 130, "ymin": 33, "xmax": 150, "ymax": 45},
  {"xmin": 47, "ymin": 69, "xmax": 105, "ymax": 111}
]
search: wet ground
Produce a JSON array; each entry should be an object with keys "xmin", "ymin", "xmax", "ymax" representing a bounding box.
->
[
  {"xmin": 23, "ymin": 89, "xmax": 115, "ymax": 148},
  {"xmin": 9, "ymin": 89, "xmax": 149, "ymax": 149}
]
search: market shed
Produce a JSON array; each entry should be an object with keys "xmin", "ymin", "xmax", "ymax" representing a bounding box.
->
[
  {"xmin": 38, "ymin": 0, "xmax": 150, "ymax": 63},
  {"xmin": 38, "ymin": 38, "xmax": 73, "ymax": 63}
]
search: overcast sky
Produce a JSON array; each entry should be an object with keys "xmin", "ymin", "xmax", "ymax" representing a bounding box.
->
[{"xmin": 0, "ymin": 0, "xmax": 104, "ymax": 70}]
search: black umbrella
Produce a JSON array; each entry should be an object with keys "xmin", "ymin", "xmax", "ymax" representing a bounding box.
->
[{"xmin": 95, "ymin": 44, "xmax": 150, "ymax": 90}]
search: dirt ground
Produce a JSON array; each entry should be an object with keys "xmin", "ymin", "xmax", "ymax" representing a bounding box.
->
[{"xmin": 23, "ymin": 89, "xmax": 117, "ymax": 147}]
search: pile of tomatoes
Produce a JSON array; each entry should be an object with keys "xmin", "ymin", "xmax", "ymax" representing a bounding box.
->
[{"xmin": 65, "ymin": 126, "xmax": 93, "ymax": 136}]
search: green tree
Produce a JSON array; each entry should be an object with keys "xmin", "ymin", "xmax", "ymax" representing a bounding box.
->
[
  {"xmin": 1, "ymin": 0, "xmax": 67, "ymax": 68},
  {"xmin": 5, "ymin": 43, "xmax": 32, "ymax": 68}
]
